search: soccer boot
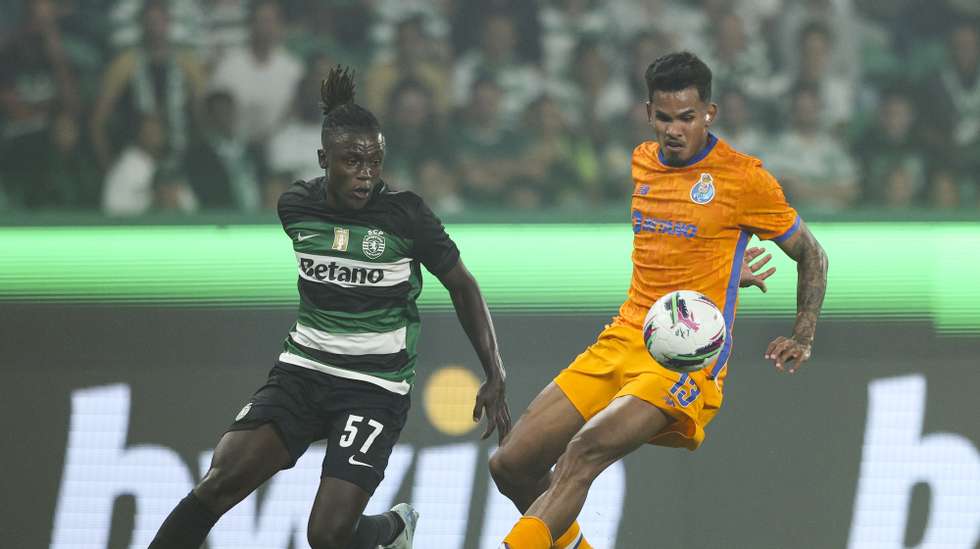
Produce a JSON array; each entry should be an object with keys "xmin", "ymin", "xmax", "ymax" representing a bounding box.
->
[{"xmin": 380, "ymin": 502, "xmax": 418, "ymax": 549}]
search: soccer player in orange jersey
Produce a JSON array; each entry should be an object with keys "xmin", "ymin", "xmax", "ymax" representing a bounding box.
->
[{"xmin": 491, "ymin": 52, "xmax": 829, "ymax": 549}]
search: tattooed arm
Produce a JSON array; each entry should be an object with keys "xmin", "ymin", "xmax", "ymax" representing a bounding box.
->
[{"xmin": 767, "ymin": 218, "xmax": 828, "ymax": 373}]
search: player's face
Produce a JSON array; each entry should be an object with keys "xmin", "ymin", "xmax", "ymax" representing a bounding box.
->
[
  {"xmin": 647, "ymin": 87, "xmax": 717, "ymax": 167},
  {"xmin": 318, "ymin": 131, "xmax": 385, "ymax": 210}
]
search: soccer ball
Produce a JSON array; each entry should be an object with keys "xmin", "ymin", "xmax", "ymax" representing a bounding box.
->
[{"xmin": 642, "ymin": 290, "xmax": 727, "ymax": 373}]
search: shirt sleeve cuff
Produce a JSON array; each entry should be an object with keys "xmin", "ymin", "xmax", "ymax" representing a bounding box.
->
[{"xmin": 771, "ymin": 216, "xmax": 801, "ymax": 243}]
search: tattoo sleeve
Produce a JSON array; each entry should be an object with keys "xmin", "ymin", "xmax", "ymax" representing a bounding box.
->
[{"xmin": 777, "ymin": 221, "xmax": 829, "ymax": 345}]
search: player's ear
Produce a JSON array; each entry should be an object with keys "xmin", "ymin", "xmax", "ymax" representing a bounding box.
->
[
  {"xmin": 317, "ymin": 148, "xmax": 327, "ymax": 169},
  {"xmin": 705, "ymin": 103, "xmax": 718, "ymax": 127}
]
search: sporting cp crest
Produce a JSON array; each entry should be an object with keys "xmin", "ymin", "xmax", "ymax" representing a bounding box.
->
[
  {"xmin": 690, "ymin": 173, "xmax": 715, "ymax": 204},
  {"xmin": 362, "ymin": 229, "xmax": 386, "ymax": 259}
]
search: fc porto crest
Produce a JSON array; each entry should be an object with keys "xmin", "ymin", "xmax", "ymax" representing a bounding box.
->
[
  {"xmin": 690, "ymin": 173, "xmax": 715, "ymax": 205},
  {"xmin": 362, "ymin": 229, "xmax": 386, "ymax": 259}
]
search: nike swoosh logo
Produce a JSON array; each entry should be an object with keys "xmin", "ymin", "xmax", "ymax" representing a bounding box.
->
[
  {"xmin": 295, "ymin": 232, "xmax": 318, "ymax": 242},
  {"xmin": 348, "ymin": 455, "xmax": 373, "ymax": 468}
]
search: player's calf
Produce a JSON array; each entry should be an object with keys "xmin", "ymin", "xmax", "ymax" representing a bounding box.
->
[{"xmin": 307, "ymin": 510, "xmax": 360, "ymax": 549}]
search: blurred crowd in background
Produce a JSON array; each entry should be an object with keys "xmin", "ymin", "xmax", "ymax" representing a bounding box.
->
[{"xmin": 1, "ymin": 0, "xmax": 979, "ymax": 217}]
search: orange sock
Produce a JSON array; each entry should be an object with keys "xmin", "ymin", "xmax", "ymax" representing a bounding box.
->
[
  {"xmin": 552, "ymin": 520, "xmax": 592, "ymax": 549},
  {"xmin": 552, "ymin": 521, "xmax": 579, "ymax": 548},
  {"xmin": 503, "ymin": 516, "xmax": 553, "ymax": 549}
]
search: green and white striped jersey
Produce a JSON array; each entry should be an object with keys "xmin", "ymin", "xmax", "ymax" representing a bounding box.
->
[{"xmin": 276, "ymin": 178, "xmax": 460, "ymax": 394}]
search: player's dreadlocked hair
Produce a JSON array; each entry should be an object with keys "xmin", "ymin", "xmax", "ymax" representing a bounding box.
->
[
  {"xmin": 319, "ymin": 65, "xmax": 382, "ymax": 145},
  {"xmin": 645, "ymin": 51, "xmax": 713, "ymax": 103}
]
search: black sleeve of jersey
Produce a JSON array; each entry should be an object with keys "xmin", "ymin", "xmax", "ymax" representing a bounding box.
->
[
  {"xmin": 277, "ymin": 179, "xmax": 321, "ymax": 232},
  {"xmin": 410, "ymin": 194, "xmax": 460, "ymax": 276}
]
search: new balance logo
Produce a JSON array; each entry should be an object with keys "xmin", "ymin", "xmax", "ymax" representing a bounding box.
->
[
  {"xmin": 295, "ymin": 232, "xmax": 318, "ymax": 243},
  {"xmin": 348, "ymin": 455, "xmax": 373, "ymax": 468}
]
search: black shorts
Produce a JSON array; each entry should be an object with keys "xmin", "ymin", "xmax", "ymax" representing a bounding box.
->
[{"xmin": 228, "ymin": 362, "xmax": 410, "ymax": 495}]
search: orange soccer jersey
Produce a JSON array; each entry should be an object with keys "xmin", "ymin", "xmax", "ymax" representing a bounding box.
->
[
  {"xmin": 617, "ymin": 134, "xmax": 799, "ymax": 379},
  {"xmin": 554, "ymin": 134, "xmax": 798, "ymax": 449},
  {"xmin": 616, "ymin": 135, "xmax": 800, "ymax": 377}
]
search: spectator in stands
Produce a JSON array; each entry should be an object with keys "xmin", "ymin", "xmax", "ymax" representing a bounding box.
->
[
  {"xmin": 853, "ymin": 88, "xmax": 928, "ymax": 207},
  {"xmin": 700, "ymin": 11, "xmax": 774, "ymax": 105},
  {"xmin": 102, "ymin": 115, "xmax": 196, "ymax": 215},
  {"xmin": 453, "ymin": 12, "xmax": 544, "ymax": 122},
  {"xmin": 919, "ymin": 18, "xmax": 980, "ymax": 204},
  {"xmin": 556, "ymin": 37, "xmax": 631, "ymax": 145},
  {"xmin": 265, "ymin": 55, "xmax": 332, "ymax": 202},
  {"xmin": 539, "ymin": 0, "xmax": 615, "ymax": 78},
  {"xmin": 368, "ymin": 0, "xmax": 451, "ymax": 60},
  {"xmin": 48, "ymin": 112, "xmax": 101, "ymax": 209},
  {"xmin": 0, "ymin": 0, "xmax": 84, "ymax": 208},
  {"xmin": 184, "ymin": 90, "xmax": 264, "ymax": 211},
  {"xmin": 285, "ymin": 1, "xmax": 374, "ymax": 68},
  {"xmin": 198, "ymin": 0, "xmax": 251, "ymax": 68},
  {"xmin": 210, "ymin": 0, "xmax": 302, "ymax": 145},
  {"xmin": 107, "ymin": 0, "xmax": 205, "ymax": 51},
  {"xmin": 769, "ymin": 21, "xmax": 857, "ymax": 132},
  {"xmin": 382, "ymin": 78, "xmax": 462, "ymax": 213},
  {"xmin": 712, "ymin": 86, "xmax": 767, "ymax": 158},
  {"xmin": 776, "ymin": 0, "xmax": 861, "ymax": 94},
  {"xmin": 450, "ymin": 75, "xmax": 526, "ymax": 207},
  {"xmin": 518, "ymin": 94, "xmax": 600, "ymax": 209},
  {"xmin": 625, "ymin": 30, "xmax": 676, "ymax": 96},
  {"xmin": 364, "ymin": 14, "xmax": 451, "ymax": 119},
  {"xmin": 606, "ymin": 0, "xmax": 703, "ymax": 50},
  {"xmin": 451, "ymin": 0, "xmax": 542, "ymax": 65},
  {"xmin": 599, "ymin": 101, "xmax": 653, "ymax": 202},
  {"xmin": 90, "ymin": 0, "xmax": 206, "ymax": 170},
  {"xmin": 928, "ymin": 170, "xmax": 963, "ymax": 209},
  {"xmin": 765, "ymin": 84, "xmax": 859, "ymax": 212}
]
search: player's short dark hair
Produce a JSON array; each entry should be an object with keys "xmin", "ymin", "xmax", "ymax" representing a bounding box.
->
[
  {"xmin": 319, "ymin": 65, "xmax": 382, "ymax": 146},
  {"xmin": 645, "ymin": 51, "xmax": 712, "ymax": 103}
]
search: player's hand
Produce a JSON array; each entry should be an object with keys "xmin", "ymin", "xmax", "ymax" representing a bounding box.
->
[
  {"xmin": 765, "ymin": 336, "xmax": 812, "ymax": 373},
  {"xmin": 739, "ymin": 246, "xmax": 775, "ymax": 292},
  {"xmin": 473, "ymin": 376, "xmax": 512, "ymax": 444}
]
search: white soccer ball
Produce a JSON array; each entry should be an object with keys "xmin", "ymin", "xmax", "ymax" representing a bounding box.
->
[{"xmin": 642, "ymin": 290, "xmax": 727, "ymax": 373}]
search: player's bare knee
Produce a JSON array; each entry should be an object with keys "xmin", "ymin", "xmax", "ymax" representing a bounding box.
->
[
  {"xmin": 195, "ymin": 465, "xmax": 252, "ymax": 514},
  {"xmin": 490, "ymin": 447, "xmax": 544, "ymax": 489},
  {"xmin": 489, "ymin": 448, "xmax": 519, "ymax": 486}
]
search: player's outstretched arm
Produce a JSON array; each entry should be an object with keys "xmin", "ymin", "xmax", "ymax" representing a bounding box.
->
[
  {"xmin": 739, "ymin": 246, "xmax": 776, "ymax": 292},
  {"xmin": 437, "ymin": 259, "xmax": 512, "ymax": 443},
  {"xmin": 768, "ymin": 219, "xmax": 828, "ymax": 373}
]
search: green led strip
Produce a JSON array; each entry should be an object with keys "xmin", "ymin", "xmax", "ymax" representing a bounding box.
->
[{"xmin": 2, "ymin": 223, "xmax": 978, "ymax": 334}]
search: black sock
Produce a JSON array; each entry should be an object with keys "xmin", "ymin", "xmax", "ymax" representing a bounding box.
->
[
  {"xmin": 349, "ymin": 511, "xmax": 405, "ymax": 548},
  {"xmin": 148, "ymin": 491, "xmax": 219, "ymax": 549}
]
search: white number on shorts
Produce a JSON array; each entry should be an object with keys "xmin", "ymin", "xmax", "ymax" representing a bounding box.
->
[{"xmin": 339, "ymin": 414, "xmax": 385, "ymax": 453}]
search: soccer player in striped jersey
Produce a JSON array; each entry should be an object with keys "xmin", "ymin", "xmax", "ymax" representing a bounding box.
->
[
  {"xmin": 149, "ymin": 66, "xmax": 511, "ymax": 549},
  {"xmin": 493, "ymin": 52, "xmax": 829, "ymax": 549}
]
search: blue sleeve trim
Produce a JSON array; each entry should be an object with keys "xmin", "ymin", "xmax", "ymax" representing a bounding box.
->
[{"xmin": 771, "ymin": 216, "xmax": 801, "ymax": 244}]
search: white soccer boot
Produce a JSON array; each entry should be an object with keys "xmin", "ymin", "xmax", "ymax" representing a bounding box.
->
[{"xmin": 380, "ymin": 502, "xmax": 418, "ymax": 549}]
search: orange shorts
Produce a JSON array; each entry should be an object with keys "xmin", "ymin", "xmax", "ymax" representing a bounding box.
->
[{"xmin": 554, "ymin": 322, "xmax": 725, "ymax": 450}]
